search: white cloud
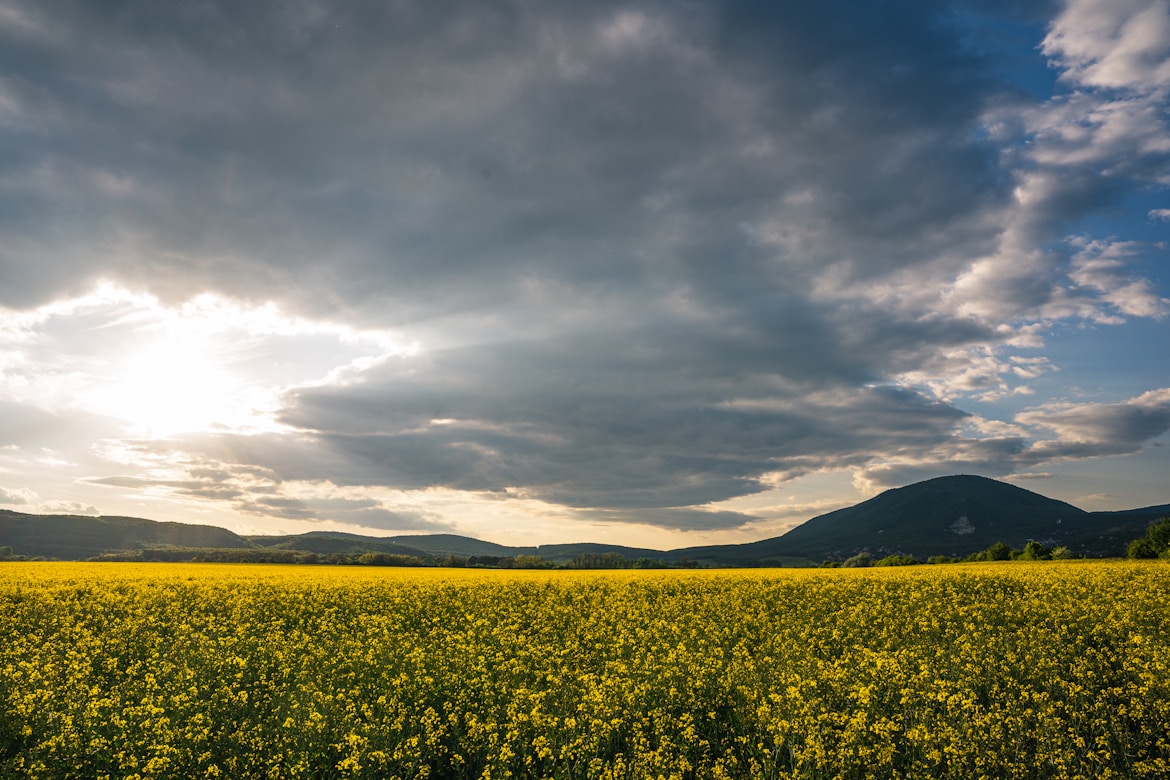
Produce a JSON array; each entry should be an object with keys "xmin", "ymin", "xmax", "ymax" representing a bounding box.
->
[
  {"xmin": 845, "ymin": 388, "xmax": 1170, "ymax": 494},
  {"xmin": 0, "ymin": 485, "xmax": 37, "ymax": 505},
  {"xmin": 1016, "ymin": 387, "xmax": 1170, "ymax": 453},
  {"xmin": 1067, "ymin": 237, "xmax": 1169, "ymax": 318},
  {"xmin": 1042, "ymin": 0, "xmax": 1170, "ymax": 94}
]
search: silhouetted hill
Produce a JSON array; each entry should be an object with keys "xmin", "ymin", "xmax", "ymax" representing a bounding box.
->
[
  {"xmin": 387, "ymin": 534, "xmax": 529, "ymax": 557},
  {"xmin": 532, "ymin": 542, "xmax": 670, "ymax": 560},
  {"xmin": 247, "ymin": 532, "xmax": 667, "ymax": 561},
  {"xmin": 0, "ymin": 510, "xmax": 252, "ymax": 560},
  {"xmin": 247, "ymin": 531, "xmax": 435, "ymax": 558},
  {"xmin": 670, "ymin": 475, "xmax": 1164, "ymax": 562}
]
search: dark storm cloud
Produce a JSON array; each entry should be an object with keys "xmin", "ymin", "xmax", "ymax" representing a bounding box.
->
[
  {"xmin": 4, "ymin": 0, "xmax": 1164, "ymax": 530},
  {"xmin": 266, "ymin": 339, "xmax": 969, "ymax": 513},
  {"xmin": 0, "ymin": 0, "xmax": 1014, "ymax": 318}
]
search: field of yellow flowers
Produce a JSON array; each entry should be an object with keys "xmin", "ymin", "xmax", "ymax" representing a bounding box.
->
[{"xmin": 1, "ymin": 562, "xmax": 1168, "ymax": 779}]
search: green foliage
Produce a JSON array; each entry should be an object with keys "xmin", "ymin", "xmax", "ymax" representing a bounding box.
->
[
  {"xmin": 1019, "ymin": 541, "xmax": 1051, "ymax": 561},
  {"xmin": 874, "ymin": 554, "xmax": 920, "ymax": 567},
  {"xmin": 1051, "ymin": 546, "xmax": 1076, "ymax": 560},
  {"xmin": 842, "ymin": 552, "xmax": 873, "ymax": 568},
  {"xmin": 0, "ymin": 546, "xmax": 12, "ymax": 560},
  {"xmin": 967, "ymin": 541, "xmax": 1015, "ymax": 562},
  {"xmin": 511, "ymin": 555, "xmax": 551, "ymax": 569},
  {"xmin": 1127, "ymin": 538, "xmax": 1159, "ymax": 560},
  {"xmin": 568, "ymin": 552, "xmax": 630, "ymax": 569},
  {"xmin": 986, "ymin": 541, "xmax": 1014, "ymax": 561},
  {"xmin": 926, "ymin": 555, "xmax": 957, "ymax": 564},
  {"xmin": 1127, "ymin": 517, "xmax": 1170, "ymax": 559},
  {"xmin": 356, "ymin": 552, "xmax": 424, "ymax": 567}
]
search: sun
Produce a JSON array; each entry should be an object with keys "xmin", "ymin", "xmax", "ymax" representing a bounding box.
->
[
  {"xmin": 89, "ymin": 334, "xmax": 268, "ymax": 437},
  {"xmin": 27, "ymin": 284, "xmax": 411, "ymax": 440}
]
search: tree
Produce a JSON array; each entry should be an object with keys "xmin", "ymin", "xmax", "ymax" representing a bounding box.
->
[
  {"xmin": 842, "ymin": 552, "xmax": 873, "ymax": 568},
  {"xmin": 875, "ymin": 554, "xmax": 919, "ymax": 566},
  {"xmin": 1128, "ymin": 538, "xmax": 1159, "ymax": 559},
  {"xmin": 1148, "ymin": 518, "xmax": 1170, "ymax": 555},
  {"xmin": 569, "ymin": 552, "xmax": 628, "ymax": 569},
  {"xmin": 357, "ymin": 553, "xmax": 423, "ymax": 566},
  {"xmin": 1127, "ymin": 517, "xmax": 1170, "ymax": 559},
  {"xmin": 1019, "ymin": 541, "xmax": 1051, "ymax": 561},
  {"xmin": 986, "ymin": 541, "xmax": 1013, "ymax": 560}
]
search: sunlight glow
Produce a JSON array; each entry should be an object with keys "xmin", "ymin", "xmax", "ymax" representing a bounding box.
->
[
  {"xmin": 87, "ymin": 334, "xmax": 271, "ymax": 437},
  {"xmin": 0, "ymin": 282, "xmax": 417, "ymax": 438}
]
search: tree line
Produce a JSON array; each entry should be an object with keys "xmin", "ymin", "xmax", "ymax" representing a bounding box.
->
[
  {"xmin": 820, "ymin": 540, "xmax": 1079, "ymax": 568},
  {"xmin": 0, "ymin": 546, "xmax": 700, "ymax": 569}
]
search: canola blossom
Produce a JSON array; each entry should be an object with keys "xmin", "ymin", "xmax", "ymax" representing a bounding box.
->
[{"xmin": 1, "ymin": 562, "xmax": 1168, "ymax": 779}]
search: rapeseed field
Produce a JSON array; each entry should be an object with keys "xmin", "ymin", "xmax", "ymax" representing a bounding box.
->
[{"xmin": 1, "ymin": 562, "xmax": 1167, "ymax": 779}]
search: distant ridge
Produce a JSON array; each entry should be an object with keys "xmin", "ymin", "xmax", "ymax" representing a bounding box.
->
[
  {"xmin": 245, "ymin": 531, "xmax": 666, "ymax": 561},
  {"xmin": 0, "ymin": 509, "xmax": 252, "ymax": 559},
  {"xmin": 671, "ymin": 475, "xmax": 1157, "ymax": 563},
  {"xmin": 2, "ymin": 476, "xmax": 1167, "ymax": 563},
  {"xmin": 797, "ymin": 475, "xmax": 1083, "ymax": 556}
]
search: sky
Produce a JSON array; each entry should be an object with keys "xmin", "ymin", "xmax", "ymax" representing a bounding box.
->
[{"xmin": 1, "ymin": 0, "xmax": 1168, "ymax": 549}]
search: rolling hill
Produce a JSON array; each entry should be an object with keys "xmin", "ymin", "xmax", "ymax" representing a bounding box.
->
[
  {"xmin": 671, "ymin": 475, "xmax": 1169, "ymax": 563},
  {"xmin": 2, "ymin": 476, "xmax": 1166, "ymax": 562},
  {"xmin": 0, "ymin": 509, "xmax": 253, "ymax": 560}
]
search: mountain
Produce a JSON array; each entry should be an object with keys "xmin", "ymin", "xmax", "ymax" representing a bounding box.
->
[
  {"xmin": 247, "ymin": 531, "xmax": 437, "ymax": 558},
  {"xmin": 2, "ymin": 476, "xmax": 1166, "ymax": 562},
  {"xmin": 247, "ymin": 532, "xmax": 669, "ymax": 561},
  {"xmin": 671, "ymin": 475, "xmax": 1166, "ymax": 563},
  {"xmin": 0, "ymin": 509, "xmax": 253, "ymax": 560}
]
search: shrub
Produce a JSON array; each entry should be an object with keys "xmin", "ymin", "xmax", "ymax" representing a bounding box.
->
[
  {"xmin": 842, "ymin": 552, "xmax": 873, "ymax": 568},
  {"xmin": 1128, "ymin": 538, "xmax": 1159, "ymax": 560},
  {"xmin": 1127, "ymin": 517, "xmax": 1170, "ymax": 560},
  {"xmin": 1019, "ymin": 541, "xmax": 1051, "ymax": 561},
  {"xmin": 875, "ymin": 554, "xmax": 920, "ymax": 567},
  {"xmin": 967, "ymin": 541, "xmax": 1014, "ymax": 562}
]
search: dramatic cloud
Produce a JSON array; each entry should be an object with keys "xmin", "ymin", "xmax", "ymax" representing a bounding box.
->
[
  {"xmin": 1018, "ymin": 388, "xmax": 1170, "ymax": 457},
  {"xmin": 854, "ymin": 388, "xmax": 1170, "ymax": 493},
  {"xmin": 0, "ymin": 0, "xmax": 1166, "ymax": 543}
]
